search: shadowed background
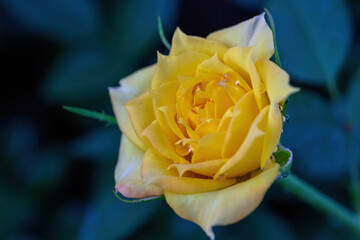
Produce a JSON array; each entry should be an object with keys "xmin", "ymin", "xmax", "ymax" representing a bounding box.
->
[{"xmin": 1, "ymin": 0, "xmax": 360, "ymax": 239}]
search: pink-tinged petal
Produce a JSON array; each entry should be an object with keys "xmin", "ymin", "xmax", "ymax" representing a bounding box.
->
[
  {"xmin": 141, "ymin": 149, "xmax": 236, "ymax": 194},
  {"xmin": 164, "ymin": 163, "xmax": 280, "ymax": 240},
  {"xmin": 115, "ymin": 135, "xmax": 163, "ymax": 198},
  {"xmin": 207, "ymin": 13, "xmax": 274, "ymax": 62},
  {"xmin": 109, "ymin": 65, "xmax": 156, "ymax": 150}
]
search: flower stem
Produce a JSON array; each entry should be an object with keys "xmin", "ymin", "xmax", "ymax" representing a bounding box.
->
[{"xmin": 278, "ymin": 174, "xmax": 360, "ymax": 237}]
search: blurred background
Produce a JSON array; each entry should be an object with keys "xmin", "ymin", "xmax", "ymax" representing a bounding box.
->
[{"xmin": 1, "ymin": 0, "xmax": 359, "ymax": 239}]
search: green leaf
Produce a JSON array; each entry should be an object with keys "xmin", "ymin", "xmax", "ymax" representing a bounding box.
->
[
  {"xmin": 281, "ymin": 91, "xmax": 348, "ymax": 179},
  {"xmin": 113, "ymin": 190, "xmax": 165, "ymax": 203},
  {"xmin": 63, "ymin": 106, "xmax": 117, "ymax": 125},
  {"xmin": 266, "ymin": 0, "xmax": 352, "ymax": 86},
  {"xmin": 158, "ymin": 16, "xmax": 171, "ymax": 51},
  {"xmin": 274, "ymin": 144, "xmax": 293, "ymax": 178}
]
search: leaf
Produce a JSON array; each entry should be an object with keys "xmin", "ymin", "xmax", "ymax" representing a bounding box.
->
[
  {"xmin": 266, "ymin": 0, "xmax": 352, "ymax": 86},
  {"xmin": 347, "ymin": 67, "xmax": 360, "ymax": 125},
  {"xmin": 41, "ymin": 0, "xmax": 179, "ymax": 105},
  {"xmin": 41, "ymin": 47, "xmax": 128, "ymax": 105},
  {"xmin": 281, "ymin": 91, "xmax": 348, "ymax": 180},
  {"xmin": 0, "ymin": 0, "xmax": 100, "ymax": 44},
  {"xmin": 77, "ymin": 194, "xmax": 162, "ymax": 240},
  {"xmin": 274, "ymin": 144, "xmax": 293, "ymax": 178},
  {"xmin": 63, "ymin": 106, "xmax": 117, "ymax": 126},
  {"xmin": 66, "ymin": 128, "xmax": 120, "ymax": 161}
]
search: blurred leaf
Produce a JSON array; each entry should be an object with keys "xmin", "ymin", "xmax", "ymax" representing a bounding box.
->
[
  {"xmin": 41, "ymin": 47, "xmax": 126, "ymax": 105},
  {"xmin": 66, "ymin": 127, "xmax": 120, "ymax": 161},
  {"xmin": 0, "ymin": 0, "xmax": 101, "ymax": 44},
  {"xmin": 112, "ymin": 0, "xmax": 179, "ymax": 54},
  {"xmin": 347, "ymin": 67, "xmax": 360, "ymax": 124},
  {"xmin": 267, "ymin": 0, "xmax": 352, "ymax": 86},
  {"xmin": 63, "ymin": 106, "xmax": 117, "ymax": 126},
  {"xmin": 215, "ymin": 207, "xmax": 296, "ymax": 240},
  {"xmin": 42, "ymin": 0, "xmax": 179, "ymax": 105},
  {"xmin": 77, "ymin": 194, "xmax": 162, "ymax": 240},
  {"xmin": 281, "ymin": 91, "xmax": 348, "ymax": 179}
]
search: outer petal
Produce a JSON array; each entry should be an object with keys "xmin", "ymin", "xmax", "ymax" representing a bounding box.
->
[
  {"xmin": 207, "ymin": 13, "xmax": 274, "ymax": 62},
  {"xmin": 124, "ymin": 92, "xmax": 156, "ymax": 145},
  {"xmin": 115, "ymin": 135, "xmax": 163, "ymax": 198},
  {"xmin": 109, "ymin": 65, "xmax": 156, "ymax": 150},
  {"xmin": 165, "ymin": 163, "xmax": 280, "ymax": 240},
  {"xmin": 170, "ymin": 28, "xmax": 228, "ymax": 59},
  {"xmin": 256, "ymin": 59, "xmax": 299, "ymax": 104},
  {"xmin": 260, "ymin": 103, "xmax": 282, "ymax": 168},
  {"xmin": 141, "ymin": 149, "xmax": 236, "ymax": 194}
]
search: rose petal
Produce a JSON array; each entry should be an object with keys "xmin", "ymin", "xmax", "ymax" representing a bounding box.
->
[
  {"xmin": 124, "ymin": 91, "xmax": 156, "ymax": 146},
  {"xmin": 222, "ymin": 91, "xmax": 259, "ymax": 158},
  {"xmin": 164, "ymin": 163, "xmax": 280, "ymax": 240},
  {"xmin": 224, "ymin": 46, "xmax": 265, "ymax": 110},
  {"xmin": 115, "ymin": 135, "xmax": 163, "ymax": 198},
  {"xmin": 260, "ymin": 103, "xmax": 282, "ymax": 168},
  {"xmin": 109, "ymin": 65, "xmax": 155, "ymax": 150},
  {"xmin": 192, "ymin": 132, "xmax": 226, "ymax": 163},
  {"xmin": 196, "ymin": 53, "xmax": 233, "ymax": 75},
  {"xmin": 152, "ymin": 51, "xmax": 209, "ymax": 89},
  {"xmin": 142, "ymin": 120, "xmax": 188, "ymax": 164},
  {"xmin": 141, "ymin": 149, "xmax": 236, "ymax": 194},
  {"xmin": 216, "ymin": 106, "xmax": 269, "ymax": 178},
  {"xmin": 170, "ymin": 28, "xmax": 228, "ymax": 59},
  {"xmin": 256, "ymin": 59, "xmax": 300, "ymax": 104},
  {"xmin": 169, "ymin": 158, "xmax": 228, "ymax": 177},
  {"xmin": 207, "ymin": 13, "xmax": 274, "ymax": 62}
]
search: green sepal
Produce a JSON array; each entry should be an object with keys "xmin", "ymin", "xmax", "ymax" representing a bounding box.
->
[
  {"xmin": 112, "ymin": 190, "xmax": 165, "ymax": 203},
  {"xmin": 63, "ymin": 105, "xmax": 117, "ymax": 126},
  {"xmin": 274, "ymin": 144, "xmax": 293, "ymax": 178},
  {"xmin": 264, "ymin": 8, "xmax": 281, "ymax": 67},
  {"xmin": 157, "ymin": 16, "xmax": 171, "ymax": 51}
]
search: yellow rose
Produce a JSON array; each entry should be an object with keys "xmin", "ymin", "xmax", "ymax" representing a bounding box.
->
[{"xmin": 109, "ymin": 13, "xmax": 298, "ymax": 239}]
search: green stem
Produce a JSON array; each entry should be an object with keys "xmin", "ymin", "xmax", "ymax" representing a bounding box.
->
[{"xmin": 278, "ymin": 174, "xmax": 360, "ymax": 236}]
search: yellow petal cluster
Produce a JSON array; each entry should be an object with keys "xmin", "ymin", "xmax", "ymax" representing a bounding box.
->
[{"xmin": 109, "ymin": 13, "xmax": 298, "ymax": 239}]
